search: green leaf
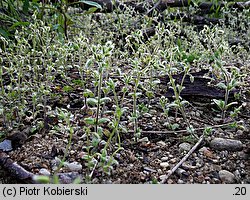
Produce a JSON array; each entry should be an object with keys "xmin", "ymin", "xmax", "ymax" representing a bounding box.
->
[
  {"xmin": 225, "ymin": 102, "xmax": 238, "ymax": 110},
  {"xmin": 189, "ymin": 74, "xmax": 194, "ymax": 83},
  {"xmin": 73, "ymin": 177, "xmax": 81, "ymax": 184},
  {"xmin": 228, "ymin": 79, "xmax": 238, "ymax": 91},
  {"xmin": 170, "ymin": 123, "xmax": 179, "ymax": 130},
  {"xmin": 98, "ymin": 118, "xmax": 110, "ymax": 125},
  {"xmin": 100, "ymin": 97, "xmax": 111, "ymax": 104},
  {"xmin": 84, "ymin": 117, "xmax": 96, "ymax": 125},
  {"xmin": 10, "ymin": 21, "xmax": 30, "ymax": 30},
  {"xmin": 204, "ymin": 127, "xmax": 212, "ymax": 135},
  {"xmin": 0, "ymin": 28, "xmax": 10, "ymax": 39},
  {"xmin": 33, "ymin": 175, "xmax": 50, "ymax": 184},
  {"xmin": 186, "ymin": 125, "xmax": 194, "ymax": 134},
  {"xmin": 180, "ymin": 100, "xmax": 189, "ymax": 106},
  {"xmin": 84, "ymin": 7, "xmax": 99, "ymax": 14},
  {"xmin": 216, "ymin": 82, "xmax": 227, "ymax": 90},
  {"xmin": 229, "ymin": 121, "xmax": 238, "ymax": 128},
  {"xmin": 87, "ymin": 98, "xmax": 98, "ymax": 106},
  {"xmin": 213, "ymin": 99, "xmax": 225, "ymax": 110},
  {"xmin": 168, "ymin": 102, "xmax": 179, "ymax": 108},
  {"xmin": 62, "ymin": 85, "xmax": 73, "ymax": 92},
  {"xmin": 78, "ymin": 0, "xmax": 102, "ymax": 9},
  {"xmin": 83, "ymin": 89, "xmax": 94, "ymax": 97}
]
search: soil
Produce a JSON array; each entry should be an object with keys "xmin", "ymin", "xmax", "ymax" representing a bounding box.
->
[{"xmin": 1, "ymin": 68, "xmax": 250, "ymax": 184}]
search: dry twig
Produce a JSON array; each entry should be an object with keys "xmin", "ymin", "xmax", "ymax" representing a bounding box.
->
[{"xmin": 161, "ymin": 134, "xmax": 204, "ymax": 183}]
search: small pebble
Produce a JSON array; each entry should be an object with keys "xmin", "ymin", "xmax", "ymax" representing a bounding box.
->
[
  {"xmin": 168, "ymin": 154, "xmax": 174, "ymax": 158},
  {"xmin": 176, "ymin": 168, "xmax": 187, "ymax": 176},
  {"xmin": 138, "ymin": 137, "xmax": 149, "ymax": 143},
  {"xmin": 167, "ymin": 179, "xmax": 174, "ymax": 184},
  {"xmin": 161, "ymin": 156, "xmax": 169, "ymax": 162},
  {"xmin": 159, "ymin": 175, "xmax": 167, "ymax": 180},
  {"xmin": 169, "ymin": 158, "xmax": 177, "ymax": 164},
  {"xmin": 144, "ymin": 167, "xmax": 157, "ymax": 173},
  {"xmin": 177, "ymin": 179, "xmax": 184, "ymax": 184},
  {"xmin": 64, "ymin": 161, "xmax": 82, "ymax": 171},
  {"xmin": 160, "ymin": 162, "xmax": 170, "ymax": 168},
  {"xmin": 143, "ymin": 113, "xmax": 152, "ymax": 118},
  {"xmin": 39, "ymin": 168, "xmax": 51, "ymax": 176},
  {"xmin": 199, "ymin": 147, "xmax": 208, "ymax": 153},
  {"xmin": 0, "ymin": 139, "xmax": 12, "ymax": 151},
  {"xmin": 219, "ymin": 170, "xmax": 236, "ymax": 183},
  {"xmin": 239, "ymin": 163, "xmax": 245, "ymax": 168},
  {"xmin": 149, "ymin": 109, "xmax": 157, "ymax": 115},
  {"xmin": 157, "ymin": 141, "xmax": 167, "ymax": 147},
  {"xmin": 179, "ymin": 143, "xmax": 191, "ymax": 152}
]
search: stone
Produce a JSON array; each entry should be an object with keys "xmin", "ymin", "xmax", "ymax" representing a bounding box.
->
[
  {"xmin": 176, "ymin": 168, "xmax": 187, "ymax": 177},
  {"xmin": 210, "ymin": 164, "xmax": 222, "ymax": 171},
  {"xmin": 169, "ymin": 158, "xmax": 177, "ymax": 164},
  {"xmin": 149, "ymin": 109, "xmax": 157, "ymax": 115},
  {"xmin": 157, "ymin": 141, "xmax": 167, "ymax": 147},
  {"xmin": 138, "ymin": 137, "xmax": 149, "ymax": 143},
  {"xmin": 199, "ymin": 147, "xmax": 208, "ymax": 153},
  {"xmin": 39, "ymin": 168, "xmax": 51, "ymax": 176},
  {"xmin": 179, "ymin": 142, "xmax": 191, "ymax": 152},
  {"xmin": 159, "ymin": 175, "xmax": 167, "ymax": 180},
  {"xmin": 219, "ymin": 170, "xmax": 236, "ymax": 183},
  {"xmin": 0, "ymin": 139, "xmax": 12, "ymax": 151},
  {"xmin": 64, "ymin": 161, "xmax": 82, "ymax": 171},
  {"xmin": 143, "ymin": 167, "xmax": 157, "ymax": 173},
  {"xmin": 160, "ymin": 162, "xmax": 170, "ymax": 168},
  {"xmin": 167, "ymin": 179, "xmax": 174, "ymax": 184},
  {"xmin": 161, "ymin": 156, "xmax": 169, "ymax": 162},
  {"xmin": 210, "ymin": 138, "xmax": 243, "ymax": 151},
  {"xmin": 200, "ymin": 147, "xmax": 216, "ymax": 159},
  {"xmin": 143, "ymin": 113, "xmax": 152, "ymax": 118},
  {"xmin": 177, "ymin": 179, "xmax": 184, "ymax": 184}
]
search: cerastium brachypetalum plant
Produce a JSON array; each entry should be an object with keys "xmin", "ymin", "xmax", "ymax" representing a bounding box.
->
[
  {"xmin": 212, "ymin": 59, "xmax": 243, "ymax": 121},
  {"xmin": 199, "ymin": 25, "xmax": 244, "ymax": 122},
  {"xmin": 159, "ymin": 44, "xmax": 199, "ymax": 139},
  {"xmin": 82, "ymin": 41, "xmax": 124, "ymax": 177}
]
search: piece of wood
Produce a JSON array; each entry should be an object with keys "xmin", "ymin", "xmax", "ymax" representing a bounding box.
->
[
  {"xmin": 0, "ymin": 151, "xmax": 35, "ymax": 183},
  {"xmin": 160, "ymin": 69, "xmax": 238, "ymax": 99},
  {"xmin": 0, "ymin": 151, "xmax": 82, "ymax": 183}
]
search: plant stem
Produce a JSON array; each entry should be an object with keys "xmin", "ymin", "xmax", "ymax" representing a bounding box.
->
[{"xmin": 95, "ymin": 67, "xmax": 103, "ymax": 132}]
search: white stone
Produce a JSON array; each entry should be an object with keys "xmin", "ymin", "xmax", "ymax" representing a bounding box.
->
[
  {"xmin": 160, "ymin": 162, "xmax": 170, "ymax": 168},
  {"xmin": 143, "ymin": 113, "xmax": 152, "ymax": 118},
  {"xmin": 157, "ymin": 141, "xmax": 167, "ymax": 147},
  {"xmin": 161, "ymin": 156, "xmax": 169, "ymax": 162},
  {"xmin": 177, "ymin": 179, "xmax": 184, "ymax": 184},
  {"xmin": 159, "ymin": 175, "xmax": 167, "ymax": 180},
  {"xmin": 138, "ymin": 137, "xmax": 149, "ymax": 143}
]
